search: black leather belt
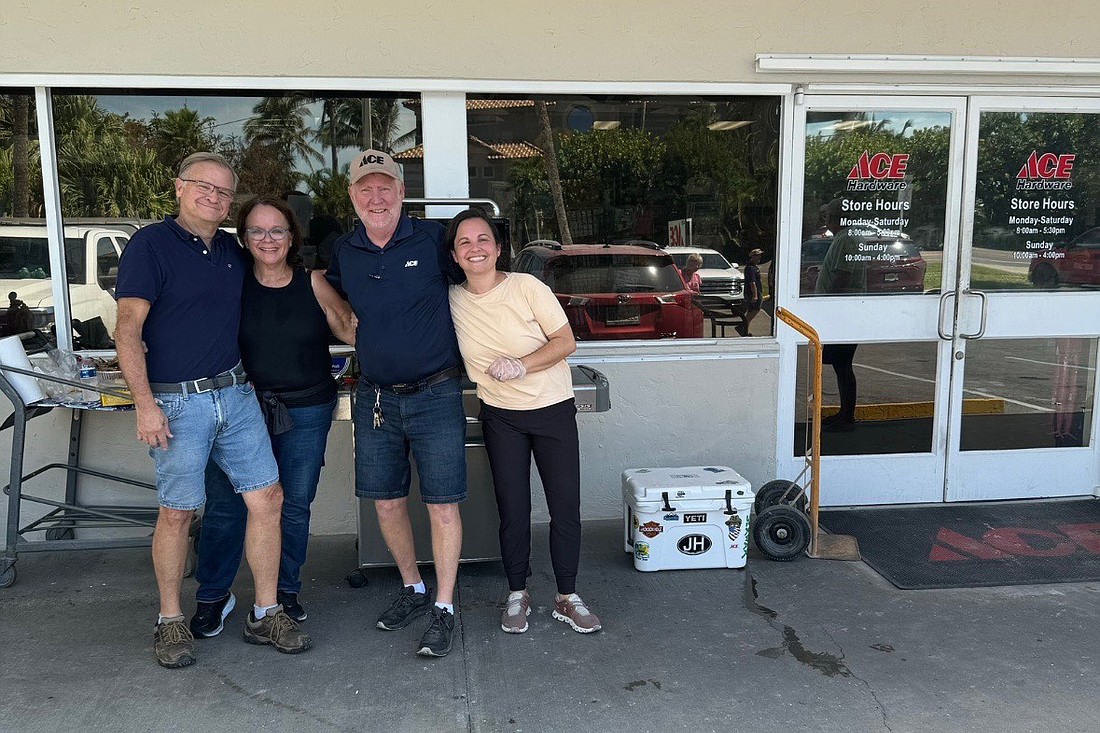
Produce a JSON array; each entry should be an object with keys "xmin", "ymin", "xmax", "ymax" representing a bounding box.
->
[
  {"xmin": 150, "ymin": 362, "xmax": 248, "ymax": 394},
  {"xmin": 365, "ymin": 366, "xmax": 463, "ymax": 395}
]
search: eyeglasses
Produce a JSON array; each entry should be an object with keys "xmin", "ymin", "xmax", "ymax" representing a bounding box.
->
[
  {"xmin": 244, "ymin": 227, "xmax": 291, "ymax": 242},
  {"xmin": 179, "ymin": 178, "xmax": 236, "ymax": 202}
]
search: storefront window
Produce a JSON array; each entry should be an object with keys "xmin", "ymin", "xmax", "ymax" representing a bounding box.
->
[
  {"xmin": 454, "ymin": 94, "xmax": 781, "ymax": 340},
  {"xmin": 794, "ymin": 341, "xmax": 938, "ymax": 456},
  {"xmin": 0, "ymin": 90, "xmax": 54, "ymax": 352},
  {"xmin": 49, "ymin": 91, "xmax": 420, "ymax": 348},
  {"xmin": 801, "ymin": 110, "xmax": 951, "ymax": 298},
  {"xmin": 973, "ymin": 111, "xmax": 1100, "ymax": 292},
  {"xmin": 960, "ymin": 337, "xmax": 1096, "ymax": 450}
]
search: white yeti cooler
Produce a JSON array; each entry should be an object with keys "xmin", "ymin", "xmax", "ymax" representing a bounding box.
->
[{"xmin": 622, "ymin": 466, "xmax": 754, "ymax": 571}]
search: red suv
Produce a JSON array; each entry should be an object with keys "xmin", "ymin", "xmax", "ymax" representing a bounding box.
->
[
  {"xmin": 512, "ymin": 242, "xmax": 703, "ymax": 340},
  {"xmin": 1029, "ymin": 227, "xmax": 1100, "ymax": 289},
  {"xmin": 800, "ymin": 235, "xmax": 927, "ymax": 294}
]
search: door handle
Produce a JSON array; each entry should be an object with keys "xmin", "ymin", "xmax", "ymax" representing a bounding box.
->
[
  {"xmin": 959, "ymin": 289, "xmax": 988, "ymax": 340},
  {"xmin": 937, "ymin": 291, "xmax": 957, "ymax": 340}
]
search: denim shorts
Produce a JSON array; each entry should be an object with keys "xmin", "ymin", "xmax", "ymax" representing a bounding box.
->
[
  {"xmin": 353, "ymin": 377, "xmax": 467, "ymax": 504},
  {"xmin": 151, "ymin": 382, "xmax": 280, "ymax": 511}
]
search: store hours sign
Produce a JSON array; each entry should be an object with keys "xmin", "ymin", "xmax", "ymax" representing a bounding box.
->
[{"xmin": 1008, "ymin": 150, "xmax": 1076, "ymax": 263}]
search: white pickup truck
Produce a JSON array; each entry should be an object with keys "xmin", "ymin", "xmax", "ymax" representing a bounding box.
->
[{"xmin": 0, "ymin": 223, "xmax": 129, "ymax": 339}]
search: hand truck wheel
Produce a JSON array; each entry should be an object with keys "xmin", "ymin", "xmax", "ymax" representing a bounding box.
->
[
  {"xmin": 752, "ymin": 504, "xmax": 811, "ymax": 561},
  {"xmin": 753, "ymin": 480, "xmax": 808, "ymax": 514},
  {"xmin": 0, "ymin": 562, "xmax": 16, "ymax": 589}
]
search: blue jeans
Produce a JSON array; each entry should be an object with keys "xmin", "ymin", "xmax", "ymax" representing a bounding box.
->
[
  {"xmin": 195, "ymin": 398, "xmax": 336, "ymax": 601},
  {"xmin": 353, "ymin": 378, "xmax": 467, "ymax": 503},
  {"xmin": 151, "ymin": 383, "xmax": 280, "ymax": 510}
]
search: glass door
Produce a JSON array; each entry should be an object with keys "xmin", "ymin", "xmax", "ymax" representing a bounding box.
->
[
  {"xmin": 945, "ymin": 98, "xmax": 1100, "ymax": 501},
  {"xmin": 779, "ymin": 95, "xmax": 967, "ymax": 505}
]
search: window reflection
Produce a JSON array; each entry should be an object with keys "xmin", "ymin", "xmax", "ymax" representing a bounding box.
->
[
  {"xmin": 794, "ymin": 341, "xmax": 938, "ymax": 456},
  {"xmin": 0, "ymin": 90, "xmax": 54, "ymax": 352},
  {"xmin": 973, "ymin": 112, "xmax": 1100, "ymax": 292},
  {"xmin": 47, "ymin": 91, "xmax": 420, "ymax": 348},
  {"xmin": 801, "ymin": 110, "xmax": 952, "ymax": 297},
  {"xmin": 453, "ymin": 95, "xmax": 781, "ymax": 340},
  {"xmin": 960, "ymin": 338, "xmax": 1096, "ymax": 450}
]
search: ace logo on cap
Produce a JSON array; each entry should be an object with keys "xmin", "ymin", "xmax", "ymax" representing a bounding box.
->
[{"xmin": 350, "ymin": 148, "xmax": 403, "ymax": 184}]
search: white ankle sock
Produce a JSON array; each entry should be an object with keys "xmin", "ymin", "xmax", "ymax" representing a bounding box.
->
[
  {"xmin": 435, "ymin": 602, "xmax": 454, "ymax": 614},
  {"xmin": 253, "ymin": 603, "xmax": 278, "ymax": 620},
  {"xmin": 407, "ymin": 581, "xmax": 426, "ymax": 594}
]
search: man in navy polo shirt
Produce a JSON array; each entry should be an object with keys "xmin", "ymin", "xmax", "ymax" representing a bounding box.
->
[
  {"xmin": 114, "ymin": 152, "xmax": 311, "ymax": 668},
  {"xmin": 326, "ymin": 149, "xmax": 466, "ymax": 658}
]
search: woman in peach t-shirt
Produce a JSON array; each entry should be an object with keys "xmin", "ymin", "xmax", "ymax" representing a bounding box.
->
[{"xmin": 445, "ymin": 209, "xmax": 601, "ymax": 636}]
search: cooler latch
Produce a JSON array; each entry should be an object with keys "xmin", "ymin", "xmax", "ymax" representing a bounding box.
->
[{"xmin": 661, "ymin": 491, "xmax": 675, "ymax": 512}]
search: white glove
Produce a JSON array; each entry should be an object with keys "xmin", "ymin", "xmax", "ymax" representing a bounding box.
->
[{"xmin": 487, "ymin": 356, "xmax": 527, "ymax": 381}]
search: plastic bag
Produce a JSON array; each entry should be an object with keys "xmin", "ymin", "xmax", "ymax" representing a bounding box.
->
[{"xmin": 32, "ymin": 348, "xmax": 86, "ymax": 402}]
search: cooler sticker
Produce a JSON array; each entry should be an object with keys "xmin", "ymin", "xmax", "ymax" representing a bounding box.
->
[
  {"xmin": 632, "ymin": 515, "xmax": 639, "ymax": 529},
  {"xmin": 663, "ymin": 513, "xmax": 680, "ymax": 522},
  {"xmin": 675, "ymin": 490, "xmax": 688, "ymax": 498},
  {"xmin": 634, "ymin": 541, "xmax": 650, "ymax": 561},
  {"xmin": 683, "ymin": 513, "xmax": 706, "ymax": 524},
  {"xmin": 726, "ymin": 513, "xmax": 743, "ymax": 542},
  {"xmin": 638, "ymin": 521, "xmax": 664, "ymax": 539},
  {"xmin": 717, "ymin": 480, "xmax": 738, "ymax": 485},
  {"xmin": 677, "ymin": 534, "xmax": 712, "ymax": 556}
]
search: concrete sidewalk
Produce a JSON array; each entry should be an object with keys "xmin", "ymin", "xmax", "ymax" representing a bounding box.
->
[{"xmin": 0, "ymin": 519, "xmax": 1097, "ymax": 733}]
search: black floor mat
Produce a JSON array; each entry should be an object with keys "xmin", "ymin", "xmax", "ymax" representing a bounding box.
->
[{"xmin": 820, "ymin": 499, "xmax": 1100, "ymax": 589}]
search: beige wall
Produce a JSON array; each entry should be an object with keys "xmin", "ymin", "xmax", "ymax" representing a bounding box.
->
[{"xmin": 1, "ymin": 1, "xmax": 1098, "ymax": 85}]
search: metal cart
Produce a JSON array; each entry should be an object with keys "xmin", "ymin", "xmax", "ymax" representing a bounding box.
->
[
  {"xmin": 0, "ymin": 363, "xmax": 196, "ymax": 589},
  {"xmin": 750, "ymin": 308, "xmax": 860, "ymax": 562}
]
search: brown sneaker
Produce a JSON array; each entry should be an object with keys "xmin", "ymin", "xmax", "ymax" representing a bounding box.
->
[
  {"xmin": 552, "ymin": 593, "xmax": 602, "ymax": 634},
  {"xmin": 243, "ymin": 605, "xmax": 313, "ymax": 654},
  {"xmin": 501, "ymin": 590, "xmax": 531, "ymax": 634},
  {"xmin": 154, "ymin": 616, "xmax": 196, "ymax": 669}
]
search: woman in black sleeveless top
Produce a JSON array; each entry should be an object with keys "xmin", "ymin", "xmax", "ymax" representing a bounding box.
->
[{"xmin": 192, "ymin": 197, "xmax": 355, "ymax": 632}]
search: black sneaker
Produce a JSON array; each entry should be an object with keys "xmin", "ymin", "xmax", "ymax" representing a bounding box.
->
[
  {"xmin": 189, "ymin": 592, "xmax": 236, "ymax": 638},
  {"xmin": 416, "ymin": 606, "xmax": 455, "ymax": 657},
  {"xmin": 376, "ymin": 585, "xmax": 432, "ymax": 631},
  {"xmin": 277, "ymin": 591, "xmax": 307, "ymax": 622}
]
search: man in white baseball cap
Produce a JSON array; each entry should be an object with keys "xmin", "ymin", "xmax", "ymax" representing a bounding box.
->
[{"xmin": 326, "ymin": 148, "xmax": 467, "ymax": 658}]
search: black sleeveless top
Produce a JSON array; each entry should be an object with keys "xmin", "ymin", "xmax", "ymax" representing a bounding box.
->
[{"xmin": 239, "ymin": 267, "xmax": 337, "ymax": 407}]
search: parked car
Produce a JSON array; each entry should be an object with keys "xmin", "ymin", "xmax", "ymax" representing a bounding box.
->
[
  {"xmin": 662, "ymin": 246, "xmax": 745, "ymax": 303},
  {"xmin": 0, "ymin": 223, "xmax": 129, "ymax": 336},
  {"xmin": 800, "ymin": 235, "xmax": 927, "ymax": 294},
  {"xmin": 1028, "ymin": 227, "xmax": 1100, "ymax": 289},
  {"xmin": 512, "ymin": 241, "xmax": 703, "ymax": 340}
]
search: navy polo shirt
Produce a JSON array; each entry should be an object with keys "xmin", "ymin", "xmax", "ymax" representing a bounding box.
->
[
  {"xmin": 114, "ymin": 216, "xmax": 246, "ymax": 384},
  {"xmin": 326, "ymin": 215, "xmax": 462, "ymax": 386}
]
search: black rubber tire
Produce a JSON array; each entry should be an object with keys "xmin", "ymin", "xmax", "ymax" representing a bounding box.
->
[
  {"xmin": 753, "ymin": 480, "xmax": 807, "ymax": 514},
  {"xmin": 752, "ymin": 504, "xmax": 811, "ymax": 562},
  {"xmin": 346, "ymin": 569, "xmax": 369, "ymax": 588},
  {"xmin": 1030, "ymin": 264, "xmax": 1059, "ymax": 290},
  {"xmin": 0, "ymin": 563, "xmax": 16, "ymax": 589},
  {"xmin": 45, "ymin": 527, "xmax": 75, "ymax": 541}
]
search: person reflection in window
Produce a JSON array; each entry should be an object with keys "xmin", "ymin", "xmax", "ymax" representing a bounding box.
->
[
  {"xmin": 815, "ymin": 199, "xmax": 867, "ymax": 432},
  {"xmin": 681, "ymin": 253, "xmax": 703, "ymax": 293}
]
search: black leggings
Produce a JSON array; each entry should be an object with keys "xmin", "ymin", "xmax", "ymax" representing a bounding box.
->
[
  {"xmin": 823, "ymin": 343, "xmax": 858, "ymax": 421},
  {"xmin": 480, "ymin": 398, "xmax": 581, "ymax": 595}
]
